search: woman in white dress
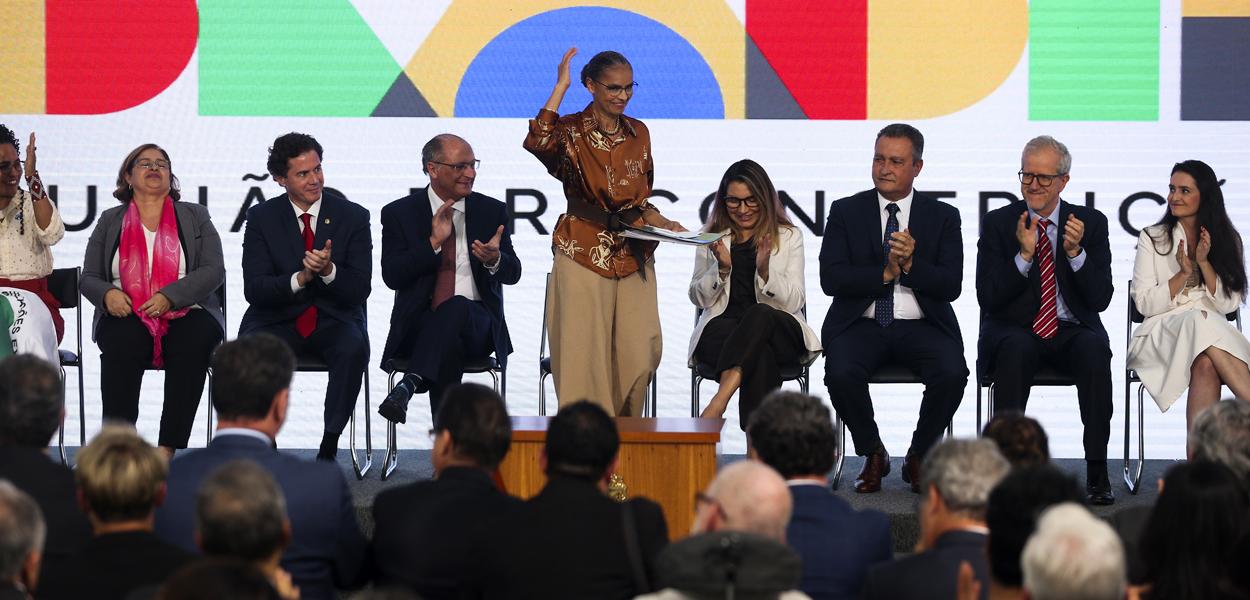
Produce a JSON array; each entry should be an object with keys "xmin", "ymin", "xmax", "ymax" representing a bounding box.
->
[{"xmin": 1128, "ymin": 160, "xmax": 1250, "ymax": 452}]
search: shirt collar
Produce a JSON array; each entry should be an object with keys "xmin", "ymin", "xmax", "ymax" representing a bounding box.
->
[
  {"xmin": 290, "ymin": 196, "xmax": 322, "ymax": 220},
  {"xmin": 877, "ymin": 188, "xmax": 914, "ymax": 214},
  {"xmin": 1027, "ymin": 200, "xmax": 1062, "ymax": 227},
  {"xmin": 427, "ymin": 185, "xmax": 465, "ymax": 213},
  {"xmin": 214, "ymin": 428, "xmax": 275, "ymax": 445}
]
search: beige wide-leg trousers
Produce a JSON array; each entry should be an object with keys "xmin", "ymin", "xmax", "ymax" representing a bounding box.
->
[{"xmin": 548, "ymin": 253, "xmax": 661, "ymax": 416}]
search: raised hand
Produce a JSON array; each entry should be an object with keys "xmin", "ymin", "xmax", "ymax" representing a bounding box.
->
[
  {"xmin": 1177, "ymin": 243, "xmax": 1194, "ymax": 276},
  {"xmin": 755, "ymin": 234, "xmax": 773, "ymax": 281},
  {"xmin": 1016, "ymin": 211, "xmax": 1039, "ymax": 261},
  {"xmin": 1063, "ymin": 215, "xmax": 1085, "ymax": 257},
  {"xmin": 430, "ymin": 199, "xmax": 455, "ymax": 249},
  {"xmin": 956, "ymin": 561, "xmax": 982, "ymax": 600},
  {"xmin": 556, "ymin": 47, "xmax": 577, "ymax": 89},
  {"xmin": 1196, "ymin": 226, "xmax": 1212, "ymax": 265},
  {"xmin": 104, "ymin": 288, "xmax": 133, "ymax": 318},
  {"xmin": 23, "ymin": 132, "xmax": 36, "ymax": 176},
  {"xmin": 471, "ymin": 225, "xmax": 505, "ymax": 265},
  {"xmin": 711, "ymin": 240, "xmax": 731, "ymax": 275}
]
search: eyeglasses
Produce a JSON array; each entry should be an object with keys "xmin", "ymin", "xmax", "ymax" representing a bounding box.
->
[
  {"xmin": 0, "ymin": 160, "xmax": 23, "ymax": 172},
  {"xmin": 430, "ymin": 160, "xmax": 480, "ymax": 173},
  {"xmin": 723, "ymin": 195, "xmax": 759, "ymax": 209},
  {"xmin": 135, "ymin": 160, "xmax": 170, "ymax": 171},
  {"xmin": 1018, "ymin": 171, "xmax": 1065, "ymax": 187},
  {"xmin": 593, "ymin": 80, "xmax": 638, "ymax": 97}
]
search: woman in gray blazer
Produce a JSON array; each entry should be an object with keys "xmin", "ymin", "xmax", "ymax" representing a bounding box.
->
[{"xmin": 80, "ymin": 144, "xmax": 225, "ymax": 457}]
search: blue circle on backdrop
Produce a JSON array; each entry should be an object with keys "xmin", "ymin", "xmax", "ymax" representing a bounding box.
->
[{"xmin": 455, "ymin": 7, "xmax": 724, "ymax": 119}]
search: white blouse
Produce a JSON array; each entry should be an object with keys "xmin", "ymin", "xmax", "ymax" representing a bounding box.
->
[{"xmin": 0, "ymin": 189, "xmax": 65, "ymax": 280}]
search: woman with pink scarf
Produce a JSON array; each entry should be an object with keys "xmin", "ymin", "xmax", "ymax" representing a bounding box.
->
[{"xmin": 81, "ymin": 144, "xmax": 225, "ymax": 458}]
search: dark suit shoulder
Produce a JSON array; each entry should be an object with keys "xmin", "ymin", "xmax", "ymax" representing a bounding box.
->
[
  {"xmin": 173, "ymin": 200, "xmax": 211, "ymax": 220},
  {"xmin": 98, "ymin": 204, "xmax": 126, "ymax": 222},
  {"xmin": 984, "ymin": 201, "xmax": 1026, "ymax": 227},
  {"xmin": 323, "ymin": 190, "xmax": 370, "ymax": 218},
  {"xmin": 914, "ymin": 191, "xmax": 960, "ymax": 215},
  {"xmin": 468, "ymin": 191, "xmax": 505, "ymax": 208},
  {"xmin": 1063, "ymin": 201, "xmax": 1108, "ymax": 226},
  {"xmin": 831, "ymin": 189, "xmax": 878, "ymax": 206}
]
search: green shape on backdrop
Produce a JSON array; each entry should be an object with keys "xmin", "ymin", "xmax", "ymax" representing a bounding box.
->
[
  {"xmin": 1029, "ymin": 0, "xmax": 1159, "ymax": 121},
  {"xmin": 198, "ymin": 0, "xmax": 401, "ymax": 116}
]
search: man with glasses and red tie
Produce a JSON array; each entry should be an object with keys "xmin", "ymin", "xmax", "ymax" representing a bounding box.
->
[
  {"xmin": 239, "ymin": 132, "xmax": 373, "ymax": 461},
  {"xmin": 976, "ymin": 135, "xmax": 1115, "ymax": 505},
  {"xmin": 377, "ymin": 134, "xmax": 520, "ymax": 423}
]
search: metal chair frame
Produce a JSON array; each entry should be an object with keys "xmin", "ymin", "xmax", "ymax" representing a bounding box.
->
[
  {"xmin": 48, "ymin": 267, "xmax": 84, "ymax": 466},
  {"xmin": 381, "ymin": 356, "xmax": 504, "ymax": 480},
  {"xmin": 294, "ymin": 356, "xmax": 372, "ymax": 480}
]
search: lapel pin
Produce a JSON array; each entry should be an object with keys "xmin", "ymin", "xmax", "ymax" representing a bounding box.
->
[{"xmin": 324, "ymin": 218, "xmax": 331, "ymax": 225}]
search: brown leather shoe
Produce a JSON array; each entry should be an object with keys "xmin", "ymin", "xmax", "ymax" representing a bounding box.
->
[
  {"xmin": 901, "ymin": 452, "xmax": 922, "ymax": 493},
  {"xmin": 854, "ymin": 449, "xmax": 891, "ymax": 493}
]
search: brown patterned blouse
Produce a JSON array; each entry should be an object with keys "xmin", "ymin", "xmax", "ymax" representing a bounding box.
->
[{"xmin": 524, "ymin": 103, "xmax": 659, "ymax": 279}]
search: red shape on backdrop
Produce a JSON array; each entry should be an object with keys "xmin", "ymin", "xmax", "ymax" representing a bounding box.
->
[
  {"xmin": 746, "ymin": 0, "xmax": 868, "ymax": 120},
  {"xmin": 45, "ymin": 0, "xmax": 199, "ymax": 115}
]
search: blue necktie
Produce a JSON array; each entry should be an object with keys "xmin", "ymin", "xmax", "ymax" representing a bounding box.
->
[{"xmin": 875, "ymin": 203, "xmax": 900, "ymax": 327}]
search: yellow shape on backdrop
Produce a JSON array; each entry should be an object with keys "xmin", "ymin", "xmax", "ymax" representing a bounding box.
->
[
  {"xmin": 0, "ymin": 0, "xmax": 46, "ymax": 114},
  {"xmin": 406, "ymin": 0, "xmax": 745, "ymax": 118},
  {"xmin": 867, "ymin": 0, "xmax": 1028, "ymax": 120},
  {"xmin": 1182, "ymin": 0, "xmax": 1250, "ymax": 17}
]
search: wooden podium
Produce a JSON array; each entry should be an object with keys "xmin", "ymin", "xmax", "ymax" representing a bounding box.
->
[{"xmin": 498, "ymin": 416, "xmax": 723, "ymax": 538}]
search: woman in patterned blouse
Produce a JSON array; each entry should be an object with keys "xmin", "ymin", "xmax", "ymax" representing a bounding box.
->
[
  {"xmin": 524, "ymin": 48, "xmax": 686, "ymax": 416},
  {"xmin": 0, "ymin": 124, "xmax": 66, "ymax": 346}
]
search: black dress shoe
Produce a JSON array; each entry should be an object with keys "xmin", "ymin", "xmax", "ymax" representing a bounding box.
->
[
  {"xmin": 1086, "ymin": 461, "xmax": 1115, "ymax": 505},
  {"xmin": 900, "ymin": 452, "xmax": 922, "ymax": 494},
  {"xmin": 316, "ymin": 432, "xmax": 338, "ymax": 461},
  {"xmin": 378, "ymin": 383, "xmax": 414, "ymax": 424},
  {"xmin": 853, "ymin": 449, "xmax": 891, "ymax": 493}
]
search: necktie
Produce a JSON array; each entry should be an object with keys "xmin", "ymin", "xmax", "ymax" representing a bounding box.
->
[
  {"xmin": 295, "ymin": 213, "xmax": 317, "ymax": 338},
  {"xmin": 1032, "ymin": 218, "xmax": 1058, "ymax": 339},
  {"xmin": 432, "ymin": 222, "xmax": 456, "ymax": 310},
  {"xmin": 875, "ymin": 203, "xmax": 900, "ymax": 327}
]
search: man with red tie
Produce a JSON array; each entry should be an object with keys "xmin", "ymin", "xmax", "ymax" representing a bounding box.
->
[
  {"xmin": 377, "ymin": 134, "xmax": 520, "ymax": 423},
  {"xmin": 239, "ymin": 132, "xmax": 373, "ymax": 461},
  {"xmin": 976, "ymin": 135, "xmax": 1115, "ymax": 504}
]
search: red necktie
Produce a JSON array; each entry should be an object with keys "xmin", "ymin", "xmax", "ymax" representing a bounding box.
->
[
  {"xmin": 1032, "ymin": 218, "xmax": 1058, "ymax": 339},
  {"xmin": 296, "ymin": 212, "xmax": 318, "ymax": 337},
  {"xmin": 432, "ymin": 223, "xmax": 456, "ymax": 310}
]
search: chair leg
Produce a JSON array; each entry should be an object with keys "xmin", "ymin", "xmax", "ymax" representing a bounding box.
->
[
  {"xmin": 77, "ymin": 364, "xmax": 86, "ymax": 447},
  {"xmin": 206, "ymin": 367, "xmax": 215, "ymax": 446},
  {"xmin": 382, "ymin": 370, "xmax": 400, "ymax": 481},
  {"xmin": 648, "ymin": 372, "xmax": 658, "ymax": 418},
  {"xmin": 349, "ymin": 372, "xmax": 373, "ymax": 480},
  {"xmin": 832, "ymin": 415, "xmax": 847, "ymax": 490},
  {"xmin": 538, "ymin": 370, "xmax": 549, "ymax": 416},
  {"xmin": 488, "ymin": 369, "xmax": 500, "ymax": 394},
  {"xmin": 57, "ymin": 368, "xmax": 68, "ymax": 467},
  {"xmin": 1123, "ymin": 382, "xmax": 1145, "ymax": 494},
  {"xmin": 691, "ymin": 374, "xmax": 702, "ymax": 418}
]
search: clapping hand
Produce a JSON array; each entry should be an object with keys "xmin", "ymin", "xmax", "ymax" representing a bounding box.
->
[
  {"xmin": 1063, "ymin": 215, "xmax": 1085, "ymax": 258},
  {"xmin": 1176, "ymin": 243, "xmax": 1194, "ymax": 276},
  {"xmin": 755, "ymin": 233, "xmax": 773, "ymax": 281},
  {"xmin": 24, "ymin": 132, "xmax": 36, "ymax": 176},
  {"xmin": 303, "ymin": 239, "xmax": 333, "ymax": 277},
  {"xmin": 889, "ymin": 228, "xmax": 915, "ymax": 272},
  {"xmin": 430, "ymin": 199, "xmax": 455, "ymax": 249},
  {"xmin": 1016, "ymin": 211, "xmax": 1040, "ymax": 261},
  {"xmin": 471, "ymin": 225, "xmax": 505, "ymax": 265},
  {"xmin": 1196, "ymin": 226, "xmax": 1212, "ymax": 265}
]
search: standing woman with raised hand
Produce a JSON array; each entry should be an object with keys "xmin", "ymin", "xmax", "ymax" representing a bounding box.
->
[
  {"xmin": 524, "ymin": 48, "xmax": 686, "ymax": 416},
  {"xmin": 688, "ymin": 160, "xmax": 821, "ymax": 425},
  {"xmin": 0, "ymin": 125, "xmax": 66, "ymax": 361},
  {"xmin": 80, "ymin": 144, "xmax": 225, "ymax": 458},
  {"xmin": 1129, "ymin": 160, "xmax": 1250, "ymax": 452}
]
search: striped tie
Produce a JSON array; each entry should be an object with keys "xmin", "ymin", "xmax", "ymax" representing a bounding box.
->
[{"xmin": 1032, "ymin": 218, "xmax": 1058, "ymax": 339}]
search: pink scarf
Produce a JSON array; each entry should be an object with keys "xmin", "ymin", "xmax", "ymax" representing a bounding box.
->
[{"xmin": 119, "ymin": 197, "xmax": 188, "ymax": 367}]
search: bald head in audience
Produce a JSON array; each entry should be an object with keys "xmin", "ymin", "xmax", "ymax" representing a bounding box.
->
[{"xmin": 693, "ymin": 460, "xmax": 792, "ymax": 542}]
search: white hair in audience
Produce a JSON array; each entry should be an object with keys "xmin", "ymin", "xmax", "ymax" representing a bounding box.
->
[
  {"xmin": 0, "ymin": 480, "xmax": 45, "ymax": 581},
  {"xmin": 1021, "ymin": 503, "xmax": 1126, "ymax": 600}
]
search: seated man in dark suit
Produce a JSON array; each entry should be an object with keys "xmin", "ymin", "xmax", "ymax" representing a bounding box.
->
[
  {"xmin": 976, "ymin": 135, "xmax": 1115, "ymax": 505},
  {"xmin": 378, "ymin": 133, "xmax": 520, "ymax": 423},
  {"xmin": 819, "ymin": 123, "xmax": 969, "ymax": 494},
  {"xmin": 372, "ymin": 383, "xmax": 519, "ymax": 598},
  {"xmin": 37, "ymin": 425, "xmax": 193, "ymax": 600},
  {"xmin": 154, "ymin": 334, "xmax": 368, "ymax": 600},
  {"xmin": 471, "ymin": 401, "xmax": 669, "ymax": 599},
  {"xmin": 197, "ymin": 460, "xmax": 299, "ymax": 600},
  {"xmin": 862, "ymin": 439, "xmax": 1009, "ymax": 600},
  {"xmin": 0, "ymin": 481, "xmax": 44, "ymax": 599},
  {"xmin": 746, "ymin": 391, "xmax": 892, "ymax": 600},
  {"xmin": 0, "ymin": 355, "xmax": 90, "ymax": 586},
  {"xmin": 239, "ymin": 132, "xmax": 372, "ymax": 460}
]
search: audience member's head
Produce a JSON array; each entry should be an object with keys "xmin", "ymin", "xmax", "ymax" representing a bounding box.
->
[
  {"xmin": 210, "ymin": 334, "xmax": 296, "ymax": 436},
  {"xmin": 985, "ymin": 464, "xmax": 1084, "ymax": 590},
  {"xmin": 1021, "ymin": 503, "xmax": 1125, "ymax": 600},
  {"xmin": 158, "ymin": 558, "xmax": 281, "ymax": 600},
  {"xmin": 1190, "ymin": 399, "xmax": 1250, "ymax": 488},
  {"xmin": 544, "ymin": 401, "xmax": 619, "ymax": 481},
  {"xmin": 0, "ymin": 480, "xmax": 44, "ymax": 590},
  {"xmin": 693, "ymin": 460, "xmax": 792, "ymax": 542},
  {"xmin": 981, "ymin": 410, "xmax": 1050, "ymax": 467},
  {"xmin": 1141, "ymin": 460, "xmax": 1249, "ymax": 600},
  {"xmin": 432, "ymin": 383, "xmax": 512, "ymax": 473},
  {"xmin": 918, "ymin": 439, "xmax": 1009, "ymax": 549},
  {"xmin": 746, "ymin": 391, "xmax": 836, "ymax": 479},
  {"xmin": 74, "ymin": 425, "xmax": 168, "ymax": 528},
  {"xmin": 0, "ymin": 355, "xmax": 63, "ymax": 448},
  {"xmin": 196, "ymin": 460, "xmax": 290, "ymax": 567}
]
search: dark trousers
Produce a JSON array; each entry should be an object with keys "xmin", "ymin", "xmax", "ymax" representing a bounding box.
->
[
  {"xmin": 97, "ymin": 310, "xmax": 222, "ymax": 448},
  {"xmin": 247, "ymin": 316, "xmax": 369, "ymax": 435},
  {"xmin": 985, "ymin": 322, "xmax": 1113, "ymax": 460},
  {"xmin": 824, "ymin": 318, "xmax": 968, "ymax": 458},
  {"xmin": 695, "ymin": 304, "xmax": 805, "ymax": 428},
  {"xmin": 402, "ymin": 296, "xmax": 495, "ymax": 417}
]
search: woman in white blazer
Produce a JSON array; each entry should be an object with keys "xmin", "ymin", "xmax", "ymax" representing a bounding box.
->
[
  {"xmin": 689, "ymin": 160, "xmax": 821, "ymax": 426},
  {"xmin": 1129, "ymin": 160, "xmax": 1250, "ymax": 451}
]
